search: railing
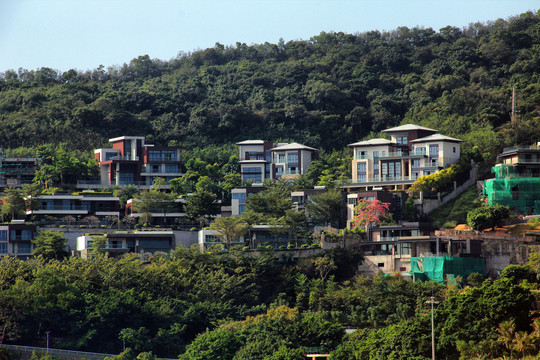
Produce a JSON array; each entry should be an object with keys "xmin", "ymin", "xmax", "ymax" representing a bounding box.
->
[
  {"xmin": 39, "ymin": 205, "xmax": 90, "ymax": 211},
  {"xmin": 354, "ymin": 155, "xmax": 370, "ymax": 160},
  {"xmin": 1, "ymin": 344, "xmax": 116, "ymax": 360},
  {"xmin": 503, "ymin": 145, "xmax": 539, "ymax": 152},
  {"xmin": 107, "ymin": 156, "xmax": 139, "ymax": 161},
  {"xmin": 353, "ymin": 175, "xmax": 417, "ymax": 183}
]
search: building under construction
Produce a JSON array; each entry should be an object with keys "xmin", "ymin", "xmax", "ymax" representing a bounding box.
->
[{"xmin": 483, "ymin": 144, "xmax": 540, "ymax": 214}]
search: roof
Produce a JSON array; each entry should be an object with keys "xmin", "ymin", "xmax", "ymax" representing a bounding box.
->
[
  {"xmin": 382, "ymin": 124, "xmax": 438, "ymax": 133},
  {"xmin": 236, "ymin": 140, "xmax": 266, "ymax": 145},
  {"xmin": 270, "ymin": 142, "xmax": 318, "ymax": 151},
  {"xmin": 348, "ymin": 138, "xmax": 393, "ymax": 147},
  {"xmin": 108, "ymin": 136, "xmax": 146, "ymax": 142},
  {"xmin": 410, "ymin": 134, "xmax": 463, "ymax": 143}
]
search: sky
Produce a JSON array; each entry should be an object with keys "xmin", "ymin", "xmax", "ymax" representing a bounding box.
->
[{"xmin": 0, "ymin": 0, "xmax": 538, "ymax": 73}]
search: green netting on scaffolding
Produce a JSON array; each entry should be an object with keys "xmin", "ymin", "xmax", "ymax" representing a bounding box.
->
[
  {"xmin": 483, "ymin": 176, "xmax": 540, "ymax": 214},
  {"xmin": 410, "ymin": 257, "xmax": 485, "ymax": 283}
]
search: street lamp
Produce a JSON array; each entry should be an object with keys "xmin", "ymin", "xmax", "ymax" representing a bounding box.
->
[
  {"xmin": 45, "ymin": 331, "xmax": 51, "ymax": 353},
  {"xmin": 425, "ymin": 297, "xmax": 439, "ymax": 360}
]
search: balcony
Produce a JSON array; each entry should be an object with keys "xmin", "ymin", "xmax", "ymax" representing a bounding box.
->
[
  {"xmin": 107, "ymin": 156, "xmax": 139, "ymax": 161},
  {"xmin": 354, "ymin": 155, "xmax": 370, "ymax": 160}
]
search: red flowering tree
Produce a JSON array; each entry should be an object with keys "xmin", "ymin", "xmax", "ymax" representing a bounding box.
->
[{"xmin": 352, "ymin": 199, "xmax": 391, "ymax": 231}]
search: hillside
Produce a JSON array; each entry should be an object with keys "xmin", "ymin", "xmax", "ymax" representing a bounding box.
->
[{"xmin": 0, "ymin": 11, "xmax": 539, "ymax": 154}]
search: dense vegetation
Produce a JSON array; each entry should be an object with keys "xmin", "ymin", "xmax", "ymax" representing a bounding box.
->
[
  {"xmin": 0, "ymin": 11, "xmax": 539, "ymax": 155},
  {"xmin": 0, "ymin": 248, "xmax": 538, "ymax": 360}
]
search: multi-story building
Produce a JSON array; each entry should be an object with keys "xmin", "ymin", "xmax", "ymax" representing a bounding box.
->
[
  {"xmin": 347, "ymin": 124, "xmax": 462, "ymax": 191},
  {"xmin": 237, "ymin": 140, "xmax": 318, "ymax": 182},
  {"xmin": 79, "ymin": 136, "xmax": 183, "ymax": 189},
  {"xmin": 483, "ymin": 143, "xmax": 540, "ymax": 213},
  {"xmin": 26, "ymin": 191, "xmax": 120, "ymax": 221},
  {"xmin": 358, "ymin": 222, "xmax": 484, "ymax": 282},
  {"xmin": 237, "ymin": 140, "xmax": 274, "ymax": 183},
  {"xmin": 0, "ymin": 157, "xmax": 41, "ymax": 188},
  {"xmin": 77, "ymin": 230, "xmax": 175, "ymax": 258},
  {"xmin": 0, "ymin": 222, "xmax": 38, "ymax": 259}
]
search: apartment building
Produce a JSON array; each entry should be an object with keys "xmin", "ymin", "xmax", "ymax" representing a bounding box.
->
[
  {"xmin": 0, "ymin": 157, "xmax": 41, "ymax": 188},
  {"xmin": 347, "ymin": 124, "xmax": 462, "ymax": 191},
  {"xmin": 79, "ymin": 136, "xmax": 183, "ymax": 189},
  {"xmin": 237, "ymin": 140, "xmax": 318, "ymax": 182},
  {"xmin": 0, "ymin": 222, "xmax": 37, "ymax": 259}
]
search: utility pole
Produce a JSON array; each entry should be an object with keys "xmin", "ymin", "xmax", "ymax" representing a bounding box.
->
[
  {"xmin": 45, "ymin": 331, "xmax": 50, "ymax": 353},
  {"xmin": 425, "ymin": 297, "xmax": 439, "ymax": 360}
]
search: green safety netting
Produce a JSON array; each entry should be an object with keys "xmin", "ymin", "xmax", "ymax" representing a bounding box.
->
[
  {"xmin": 483, "ymin": 175, "xmax": 540, "ymax": 214},
  {"xmin": 410, "ymin": 257, "xmax": 485, "ymax": 283}
]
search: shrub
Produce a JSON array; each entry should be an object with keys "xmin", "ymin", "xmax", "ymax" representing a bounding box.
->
[
  {"xmin": 242, "ymin": 246, "xmax": 250, "ymax": 251},
  {"xmin": 190, "ymin": 227, "xmax": 198, "ymax": 232},
  {"xmin": 279, "ymin": 245, "xmax": 287, "ymax": 250},
  {"xmin": 443, "ymin": 221, "xmax": 457, "ymax": 229},
  {"xmin": 309, "ymin": 244, "xmax": 321, "ymax": 249},
  {"xmin": 287, "ymin": 244, "xmax": 295, "ymax": 249},
  {"xmin": 59, "ymin": 224, "xmax": 66, "ymax": 228},
  {"xmin": 301, "ymin": 244, "xmax": 309, "ymax": 249}
]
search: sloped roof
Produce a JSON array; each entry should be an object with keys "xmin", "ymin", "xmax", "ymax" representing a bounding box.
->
[
  {"xmin": 410, "ymin": 134, "xmax": 463, "ymax": 143},
  {"xmin": 270, "ymin": 142, "xmax": 318, "ymax": 151},
  {"xmin": 348, "ymin": 138, "xmax": 393, "ymax": 147},
  {"xmin": 236, "ymin": 140, "xmax": 266, "ymax": 145},
  {"xmin": 382, "ymin": 124, "xmax": 438, "ymax": 133}
]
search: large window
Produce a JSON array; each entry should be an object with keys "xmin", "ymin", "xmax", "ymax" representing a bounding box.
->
[
  {"xmin": 357, "ymin": 162, "xmax": 367, "ymax": 182},
  {"xmin": 149, "ymin": 150, "xmax": 177, "ymax": 162},
  {"xmin": 0, "ymin": 230, "xmax": 7, "ymax": 242},
  {"xmin": 287, "ymin": 153, "xmax": 298, "ymax": 164},
  {"xmin": 0, "ymin": 243, "xmax": 7, "ymax": 254},
  {"xmin": 119, "ymin": 173, "xmax": 134, "ymax": 185},
  {"xmin": 429, "ymin": 144, "xmax": 439, "ymax": 156},
  {"xmin": 165, "ymin": 164, "xmax": 178, "ymax": 173},
  {"xmin": 396, "ymin": 136, "xmax": 408, "ymax": 145},
  {"xmin": 17, "ymin": 243, "xmax": 32, "ymax": 254}
]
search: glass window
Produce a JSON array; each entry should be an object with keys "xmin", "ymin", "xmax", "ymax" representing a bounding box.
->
[
  {"xmin": 165, "ymin": 164, "xmax": 178, "ymax": 173},
  {"xmin": 17, "ymin": 243, "xmax": 32, "ymax": 254},
  {"xmin": 412, "ymin": 159, "xmax": 420, "ymax": 168},
  {"xmin": 348, "ymin": 197, "xmax": 357, "ymax": 205},
  {"xmin": 0, "ymin": 243, "xmax": 7, "ymax": 254},
  {"xmin": 119, "ymin": 173, "xmax": 134, "ymax": 185},
  {"xmin": 429, "ymin": 145, "xmax": 439, "ymax": 155},
  {"xmin": 278, "ymin": 154, "xmax": 285, "ymax": 163},
  {"xmin": 0, "ymin": 230, "xmax": 7, "ymax": 242},
  {"xmin": 287, "ymin": 153, "xmax": 298, "ymax": 164}
]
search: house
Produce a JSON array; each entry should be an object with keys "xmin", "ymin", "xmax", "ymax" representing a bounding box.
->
[
  {"xmin": 78, "ymin": 136, "xmax": 183, "ymax": 189},
  {"xmin": 237, "ymin": 140, "xmax": 318, "ymax": 182},
  {"xmin": 358, "ymin": 222, "xmax": 484, "ymax": 282},
  {"xmin": 77, "ymin": 230, "xmax": 175, "ymax": 258},
  {"xmin": 198, "ymin": 225, "xmax": 290, "ymax": 251},
  {"xmin": 26, "ymin": 191, "xmax": 120, "ymax": 222},
  {"xmin": 483, "ymin": 143, "xmax": 540, "ymax": 214},
  {"xmin": 346, "ymin": 124, "xmax": 462, "ymax": 191},
  {"xmin": 0, "ymin": 222, "xmax": 37, "ymax": 259},
  {"xmin": 270, "ymin": 142, "xmax": 318, "ymax": 179},
  {"xmin": 125, "ymin": 197, "xmax": 187, "ymax": 226},
  {"xmin": 237, "ymin": 140, "xmax": 274, "ymax": 183},
  {"xmin": 346, "ymin": 190, "xmax": 395, "ymax": 228},
  {"xmin": 0, "ymin": 157, "xmax": 41, "ymax": 188}
]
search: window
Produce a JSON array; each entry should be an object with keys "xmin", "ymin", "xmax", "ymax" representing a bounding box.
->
[
  {"xmin": 151, "ymin": 164, "xmax": 160, "ymax": 173},
  {"xmin": 357, "ymin": 162, "xmax": 367, "ymax": 182},
  {"xmin": 17, "ymin": 243, "xmax": 32, "ymax": 254},
  {"xmin": 232, "ymin": 193, "xmax": 247, "ymax": 201},
  {"xmin": 348, "ymin": 197, "xmax": 357, "ymax": 205},
  {"xmin": 412, "ymin": 159, "xmax": 420, "ymax": 168},
  {"xmin": 105, "ymin": 152, "xmax": 118, "ymax": 161},
  {"xmin": 377, "ymin": 263, "xmax": 384, "ymax": 267},
  {"xmin": 165, "ymin": 164, "xmax": 178, "ymax": 173},
  {"xmin": 0, "ymin": 243, "xmax": 7, "ymax": 254},
  {"xmin": 287, "ymin": 153, "xmax": 298, "ymax": 164},
  {"xmin": 163, "ymin": 150, "xmax": 177, "ymax": 161},
  {"xmin": 119, "ymin": 173, "xmax": 134, "ymax": 185},
  {"xmin": 397, "ymin": 136, "xmax": 408, "ymax": 145},
  {"xmin": 453, "ymin": 147, "xmax": 456, "ymax": 153},
  {"xmin": 429, "ymin": 144, "xmax": 439, "ymax": 156},
  {"xmin": 205, "ymin": 235, "xmax": 221, "ymax": 243},
  {"xmin": 0, "ymin": 230, "xmax": 7, "ymax": 242},
  {"xmin": 278, "ymin": 154, "xmax": 285, "ymax": 163}
]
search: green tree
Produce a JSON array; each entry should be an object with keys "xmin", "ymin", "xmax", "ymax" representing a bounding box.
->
[
  {"xmin": 279, "ymin": 210, "xmax": 307, "ymax": 248},
  {"xmin": 185, "ymin": 190, "xmax": 218, "ymax": 226},
  {"xmin": 209, "ymin": 216, "xmax": 247, "ymax": 249},
  {"xmin": 1, "ymin": 187, "xmax": 25, "ymax": 221},
  {"xmin": 32, "ymin": 231, "xmax": 68, "ymax": 261},
  {"xmin": 467, "ymin": 205, "xmax": 510, "ymax": 231},
  {"xmin": 305, "ymin": 189, "xmax": 343, "ymax": 227}
]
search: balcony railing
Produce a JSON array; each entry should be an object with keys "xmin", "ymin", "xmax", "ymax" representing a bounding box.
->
[
  {"xmin": 503, "ymin": 145, "xmax": 540, "ymax": 152},
  {"xmin": 107, "ymin": 156, "xmax": 139, "ymax": 161},
  {"xmin": 353, "ymin": 175, "xmax": 418, "ymax": 183}
]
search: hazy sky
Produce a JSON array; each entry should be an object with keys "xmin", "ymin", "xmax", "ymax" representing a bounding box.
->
[{"xmin": 0, "ymin": 0, "xmax": 537, "ymax": 73}]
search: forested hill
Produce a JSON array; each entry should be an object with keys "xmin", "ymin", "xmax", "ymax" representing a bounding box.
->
[{"xmin": 0, "ymin": 11, "xmax": 539, "ymax": 152}]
